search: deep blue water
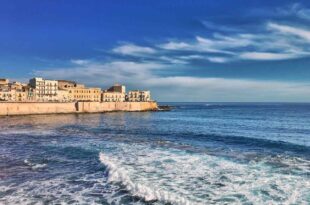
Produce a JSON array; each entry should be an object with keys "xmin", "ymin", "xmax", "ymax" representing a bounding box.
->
[{"xmin": 0, "ymin": 103, "xmax": 309, "ymax": 204}]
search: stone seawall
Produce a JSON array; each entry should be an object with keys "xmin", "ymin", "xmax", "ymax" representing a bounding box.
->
[
  {"xmin": 0, "ymin": 101, "xmax": 158, "ymax": 116},
  {"xmin": 76, "ymin": 101, "xmax": 158, "ymax": 113}
]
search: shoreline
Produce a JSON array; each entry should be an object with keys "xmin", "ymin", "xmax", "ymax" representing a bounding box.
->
[{"xmin": 0, "ymin": 101, "xmax": 158, "ymax": 116}]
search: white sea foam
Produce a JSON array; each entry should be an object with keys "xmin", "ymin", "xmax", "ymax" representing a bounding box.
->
[
  {"xmin": 99, "ymin": 143, "xmax": 310, "ymax": 205},
  {"xmin": 0, "ymin": 171, "xmax": 109, "ymax": 205},
  {"xmin": 99, "ymin": 152, "xmax": 199, "ymax": 205},
  {"xmin": 24, "ymin": 159, "xmax": 47, "ymax": 170}
]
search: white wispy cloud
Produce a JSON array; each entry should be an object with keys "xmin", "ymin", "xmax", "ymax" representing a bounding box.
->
[
  {"xmin": 71, "ymin": 59, "xmax": 91, "ymax": 65},
  {"xmin": 158, "ymin": 36, "xmax": 238, "ymax": 55},
  {"xmin": 239, "ymin": 52, "xmax": 299, "ymax": 61},
  {"xmin": 112, "ymin": 43, "xmax": 156, "ymax": 56},
  {"xmin": 207, "ymin": 57, "xmax": 231, "ymax": 63},
  {"xmin": 110, "ymin": 8, "xmax": 310, "ymax": 64},
  {"xmin": 157, "ymin": 21, "xmax": 310, "ymax": 62},
  {"xmin": 267, "ymin": 22, "xmax": 310, "ymax": 41}
]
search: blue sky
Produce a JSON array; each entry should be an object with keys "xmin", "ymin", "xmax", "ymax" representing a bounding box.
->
[{"xmin": 1, "ymin": 0, "xmax": 310, "ymax": 102}]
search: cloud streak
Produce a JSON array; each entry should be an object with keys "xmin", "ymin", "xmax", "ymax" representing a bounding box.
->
[
  {"xmin": 268, "ymin": 23, "xmax": 310, "ymax": 41},
  {"xmin": 112, "ymin": 44, "xmax": 156, "ymax": 56},
  {"xmin": 34, "ymin": 59, "xmax": 310, "ymax": 102},
  {"xmin": 158, "ymin": 22, "xmax": 310, "ymax": 62},
  {"xmin": 111, "ymin": 22, "xmax": 310, "ymax": 64},
  {"xmin": 239, "ymin": 52, "xmax": 299, "ymax": 61}
]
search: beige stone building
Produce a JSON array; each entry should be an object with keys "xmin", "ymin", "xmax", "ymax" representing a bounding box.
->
[
  {"xmin": 107, "ymin": 84, "xmax": 126, "ymax": 94},
  {"xmin": 101, "ymin": 84, "xmax": 126, "ymax": 102},
  {"xmin": 58, "ymin": 80, "xmax": 101, "ymax": 102},
  {"xmin": 0, "ymin": 79, "xmax": 10, "ymax": 101},
  {"xmin": 128, "ymin": 90, "xmax": 151, "ymax": 102},
  {"xmin": 0, "ymin": 85, "xmax": 35, "ymax": 102},
  {"xmin": 58, "ymin": 89, "xmax": 71, "ymax": 102},
  {"xmin": 101, "ymin": 91, "xmax": 125, "ymax": 102},
  {"xmin": 0, "ymin": 79, "xmax": 9, "ymax": 85},
  {"xmin": 9, "ymin": 82, "xmax": 25, "ymax": 90},
  {"xmin": 58, "ymin": 80, "xmax": 76, "ymax": 89},
  {"xmin": 0, "ymin": 79, "xmax": 9, "ymax": 90},
  {"xmin": 24, "ymin": 86, "xmax": 36, "ymax": 102},
  {"xmin": 29, "ymin": 77, "xmax": 58, "ymax": 102},
  {"xmin": 69, "ymin": 87, "xmax": 101, "ymax": 102},
  {"xmin": 0, "ymin": 89, "xmax": 15, "ymax": 101},
  {"xmin": 15, "ymin": 90, "xmax": 27, "ymax": 102}
]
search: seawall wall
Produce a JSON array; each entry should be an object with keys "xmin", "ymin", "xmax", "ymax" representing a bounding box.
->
[{"xmin": 0, "ymin": 101, "xmax": 158, "ymax": 116}]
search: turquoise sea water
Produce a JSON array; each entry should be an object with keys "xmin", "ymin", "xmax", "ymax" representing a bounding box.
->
[{"xmin": 0, "ymin": 103, "xmax": 309, "ymax": 204}]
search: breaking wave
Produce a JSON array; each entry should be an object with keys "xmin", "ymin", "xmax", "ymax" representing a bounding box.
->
[
  {"xmin": 24, "ymin": 159, "xmax": 47, "ymax": 170},
  {"xmin": 99, "ymin": 152, "xmax": 200, "ymax": 205},
  {"xmin": 99, "ymin": 142, "xmax": 310, "ymax": 205}
]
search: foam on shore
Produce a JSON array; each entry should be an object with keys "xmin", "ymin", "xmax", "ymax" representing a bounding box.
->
[
  {"xmin": 99, "ymin": 143, "xmax": 310, "ymax": 205},
  {"xmin": 99, "ymin": 152, "xmax": 198, "ymax": 205}
]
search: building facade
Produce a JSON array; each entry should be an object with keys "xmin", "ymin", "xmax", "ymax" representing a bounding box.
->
[
  {"xmin": 0, "ymin": 90, "xmax": 15, "ymax": 101},
  {"xmin": 101, "ymin": 91, "xmax": 125, "ymax": 102},
  {"xmin": 58, "ymin": 89, "xmax": 72, "ymax": 102},
  {"xmin": 0, "ymin": 79, "xmax": 9, "ymax": 85},
  {"xmin": 15, "ymin": 90, "xmax": 26, "ymax": 102},
  {"xmin": 29, "ymin": 78, "xmax": 59, "ymax": 102},
  {"xmin": 0, "ymin": 77, "xmax": 154, "ymax": 103},
  {"xmin": 67, "ymin": 87, "xmax": 101, "ymax": 102},
  {"xmin": 101, "ymin": 84, "xmax": 126, "ymax": 102},
  {"xmin": 127, "ymin": 90, "xmax": 151, "ymax": 102},
  {"xmin": 9, "ymin": 82, "xmax": 25, "ymax": 90},
  {"xmin": 58, "ymin": 80, "xmax": 101, "ymax": 102},
  {"xmin": 107, "ymin": 84, "xmax": 126, "ymax": 94},
  {"xmin": 58, "ymin": 80, "xmax": 77, "ymax": 89}
]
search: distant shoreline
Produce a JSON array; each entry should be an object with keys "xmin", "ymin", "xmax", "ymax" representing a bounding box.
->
[{"xmin": 0, "ymin": 101, "xmax": 158, "ymax": 116}]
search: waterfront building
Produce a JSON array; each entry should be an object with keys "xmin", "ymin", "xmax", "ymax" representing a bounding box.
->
[
  {"xmin": 0, "ymin": 78, "xmax": 153, "ymax": 103},
  {"xmin": 58, "ymin": 89, "xmax": 72, "ymax": 102},
  {"xmin": 9, "ymin": 82, "xmax": 25, "ymax": 90},
  {"xmin": 0, "ymin": 79, "xmax": 9, "ymax": 85},
  {"xmin": 23, "ymin": 86, "xmax": 36, "ymax": 102},
  {"xmin": 0, "ymin": 85, "xmax": 35, "ymax": 102},
  {"xmin": 107, "ymin": 83, "xmax": 126, "ymax": 94},
  {"xmin": 15, "ymin": 90, "xmax": 27, "ymax": 102},
  {"xmin": 68, "ymin": 87, "xmax": 101, "ymax": 102},
  {"xmin": 29, "ymin": 77, "xmax": 58, "ymax": 102},
  {"xmin": 0, "ymin": 79, "xmax": 9, "ymax": 90},
  {"xmin": 127, "ymin": 90, "xmax": 151, "ymax": 102},
  {"xmin": 58, "ymin": 80, "xmax": 77, "ymax": 89},
  {"xmin": 101, "ymin": 90, "xmax": 125, "ymax": 102},
  {"xmin": 58, "ymin": 80, "xmax": 101, "ymax": 102},
  {"xmin": 101, "ymin": 84, "xmax": 126, "ymax": 102},
  {"xmin": 0, "ymin": 89, "xmax": 15, "ymax": 101}
]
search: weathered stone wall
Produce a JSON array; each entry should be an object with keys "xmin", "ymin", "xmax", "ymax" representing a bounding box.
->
[
  {"xmin": 0, "ymin": 101, "xmax": 158, "ymax": 116},
  {"xmin": 77, "ymin": 101, "xmax": 158, "ymax": 112},
  {"xmin": 0, "ymin": 102, "xmax": 77, "ymax": 116}
]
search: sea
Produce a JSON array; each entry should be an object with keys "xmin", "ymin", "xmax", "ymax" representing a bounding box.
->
[{"xmin": 0, "ymin": 103, "xmax": 309, "ymax": 205}]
